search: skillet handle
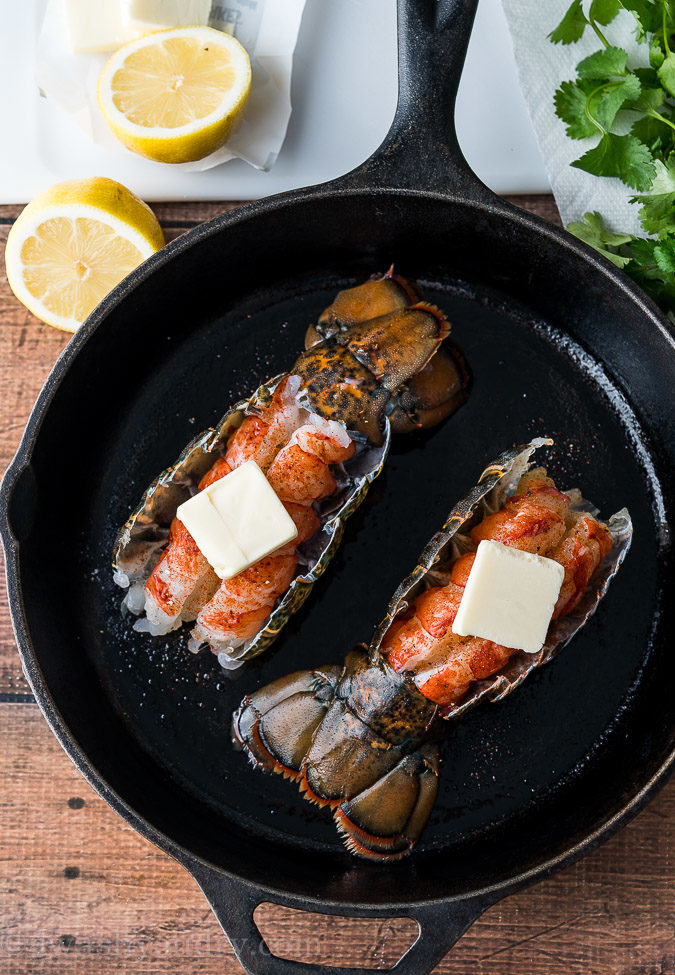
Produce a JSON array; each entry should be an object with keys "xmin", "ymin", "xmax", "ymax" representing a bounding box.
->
[
  {"xmin": 190, "ymin": 865, "xmax": 496, "ymax": 975},
  {"xmin": 337, "ymin": 0, "xmax": 496, "ymax": 203},
  {"xmin": 0, "ymin": 461, "xmax": 38, "ymax": 546}
]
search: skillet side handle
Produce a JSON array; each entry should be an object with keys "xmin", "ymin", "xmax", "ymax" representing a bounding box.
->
[
  {"xmin": 339, "ymin": 0, "xmax": 496, "ymax": 203},
  {"xmin": 190, "ymin": 865, "xmax": 496, "ymax": 975},
  {"xmin": 0, "ymin": 461, "xmax": 38, "ymax": 546}
]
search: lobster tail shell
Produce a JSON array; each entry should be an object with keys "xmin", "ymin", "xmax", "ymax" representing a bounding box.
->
[
  {"xmin": 307, "ymin": 270, "xmax": 470, "ymax": 437},
  {"xmin": 113, "ymin": 374, "xmax": 391, "ymax": 666},
  {"xmin": 295, "ymin": 303, "xmax": 454, "ymax": 443},
  {"xmin": 370, "ymin": 440, "xmax": 634, "ymax": 720},
  {"xmin": 232, "ymin": 649, "xmax": 442, "ymax": 858},
  {"xmin": 233, "ymin": 441, "xmax": 632, "ymax": 860},
  {"xmin": 388, "ymin": 339, "xmax": 471, "ymax": 435}
]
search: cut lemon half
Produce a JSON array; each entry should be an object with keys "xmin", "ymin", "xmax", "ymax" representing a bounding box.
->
[
  {"xmin": 97, "ymin": 26, "xmax": 252, "ymax": 164},
  {"xmin": 4, "ymin": 177, "xmax": 164, "ymax": 333}
]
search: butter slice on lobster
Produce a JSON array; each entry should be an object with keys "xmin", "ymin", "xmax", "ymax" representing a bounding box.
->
[
  {"xmin": 452, "ymin": 540, "xmax": 564, "ymax": 654},
  {"xmin": 176, "ymin": 461, "xmax": 297, "ymax": 580}
]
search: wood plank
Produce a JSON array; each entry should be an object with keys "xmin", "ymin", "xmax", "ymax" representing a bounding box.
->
[{"xmin": 1, "ymin": 704, "xmax": 673, "ymax": 975}]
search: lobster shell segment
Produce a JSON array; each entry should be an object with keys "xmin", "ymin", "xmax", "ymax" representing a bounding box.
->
[
  {"xmin": 311, "ymin": 268, "xmax": 423, "ymax": 342},
  {"xmin": 112, "ymin": 376, "xmax": 390, "ymax": 665},
  {"xmin": 334, "ymin": 743, "xmax": 440, "ymax": 859},
  {"xmin": 344, "ymin": 303, "xmax": 450, "ymax": 392},
  {"xmin": 232, "ymin": 440, "xmax": 631, "ymax": 860},
  {"xmin": 370, "ymin": 438, "xmax": 634, "ymax": 719},
  {"xmin": 233, "ymin": 666, "xmax": 342, "ymax": 780}
]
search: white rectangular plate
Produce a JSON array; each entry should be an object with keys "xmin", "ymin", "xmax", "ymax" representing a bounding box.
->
[{"xmin": 0, "ymin": 0, "xmax": 550, "ymax": 203}]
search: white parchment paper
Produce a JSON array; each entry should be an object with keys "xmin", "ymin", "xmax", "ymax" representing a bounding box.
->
[{"xmin": 36, "ymin": 0, "xmax": 307, "ymax": 172}]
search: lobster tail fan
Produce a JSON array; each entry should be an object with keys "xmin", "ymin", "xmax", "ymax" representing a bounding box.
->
[
  {"xmin": 231, "ymin": 666, "xmax": 341, "ymax": 780},
  {"xmin": 334, "ymin": 743, "xmax": 440, "ymax": 860}
]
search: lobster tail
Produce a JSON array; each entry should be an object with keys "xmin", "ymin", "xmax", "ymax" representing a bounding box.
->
[
  {"xmin": 296, "ymin": 271, "xmax": 468, "ymax": 443},
  {"xmin": 232, "ymin": 649, "xmax": 441, "ymax": 859}
]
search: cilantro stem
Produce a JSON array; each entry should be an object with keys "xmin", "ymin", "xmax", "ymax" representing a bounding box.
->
[
  {"xmin": 584, "ymin": 85, "xmax": 607, "ymax": 135},
  {"xmin": 663, "ymin": 4, "xmax": 672, "ymax": 57},
  {"xmin": 645, "ymin": 107, "xmax": 675, "ymax": 131},
  {"xmin": 589, "ymin": 18, "xmax": 610, "ymax": 48},
  {"xmin": 584, "ymin": 81, "xmax": 626, "ymax": 136}
]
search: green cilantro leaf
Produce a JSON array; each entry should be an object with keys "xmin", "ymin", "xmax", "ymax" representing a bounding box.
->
[
  {"xmin": 571, "ymin": 133, "xmax": 655, "ymax": 189},
  {"xmin": 629, "ymin": 236, "xmax": 659, "ymax": 264},
  {"xmin": 555, "ymin": 72, "xmax": 642, "ymax": 140},
  {"xmin": 630, "ymin": 113, "xmax": 675, "ymax": 157},
  {"xmin": 631, "ymin": 234, "xmax": 675, "ymax": 276},
  {"xmin": 589, "ymin": 0, "xmax": 621, "ymax": 25},
  {"xmin": 567, "ymin": 211, "xmax": 633, "ymax": 267},
  {"xmin": 635, "ymin": 191, "xmax": 675, "ymax": 233},
  {"xmin": 630, "ymin": 158, "xmax": 675, "ymax": 233},
  {"xmin": 657, "ymin": 52, "xmax": 675, "ymax": 97},
  {"xmin": 577, "ymin": 46, "xmax": 628, "ymax": 79},
  {"xmin": 632, "ymin": 67, "xmax": 661, "ymax": 89},
  {"xmin": 619, "ymin": 0, "xmax": 663, "ymax": 38},
  {"xmin": 631, "ymin": 82, "xmax": 665, "ymax": 110},
  {"xmin": 554, "ymin": 79, "xmax": 600, "ymax": 138},
  {"xmin": 549, "ymin": 0, "xmax": 675, "ymax": 317},
  {"xmin": 549, "ymin": 0, "xmax": 588, "ymax": 44},
  {"xmin": 654, "ymin": 236, "xmax": 675, "ymax": 273},
  {"xmin": 650, "ymin": 36, "xmax": 665, "ymax": 68},
  {"xmin": 649, "ymin": 155, "xmax": 675, "ymax": 193},
  {"xmin": 595, "ymin": 74, "xmax": 642, "ymax": 129},
  {"xmin": 627, "ymin": 233, "xmax": 675, "ymax": 313}
]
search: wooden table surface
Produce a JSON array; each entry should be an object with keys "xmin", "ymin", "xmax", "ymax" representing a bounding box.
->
[{"xmin": 1, "ymin": 196, "xmax": 673, "ymax": 975}]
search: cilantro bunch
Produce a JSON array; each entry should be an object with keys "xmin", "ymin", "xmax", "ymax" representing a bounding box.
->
[{"xmin": 550, "ymin": 0, "xmax": 675, "ymax": 317}]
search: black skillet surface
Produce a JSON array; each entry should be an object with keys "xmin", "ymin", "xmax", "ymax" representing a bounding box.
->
[{"xmin": 1, "ymin": 1, "xmax": 674, "ymax": 973}]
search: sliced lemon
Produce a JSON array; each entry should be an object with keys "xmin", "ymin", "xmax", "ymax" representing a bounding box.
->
[
  {"xmin": 4, "ymin": 177, "xmax": 164, "ymax": 333},
  {"xmin": 97, "ymin": 26, "xmax": 251, "ymax": 164}
]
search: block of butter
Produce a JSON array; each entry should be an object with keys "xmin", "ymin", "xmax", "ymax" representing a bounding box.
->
[
  {"xmin": 66, "ymin": 0, "xmax": 214, "ymax": 54},
  {"xmin": 452, "ymin": 539, "xmax": 564, "ymax": 654},
  {"xmin": 66, "ymin": 0, "xmax": 141, "ymax": 53},
  {"xmin": 124, "ymin": 0, "xmax": 213, "ymax": 33},
  {"xmin": 176, "ymin": 460, "xmax": 298, "ymax": 580}
]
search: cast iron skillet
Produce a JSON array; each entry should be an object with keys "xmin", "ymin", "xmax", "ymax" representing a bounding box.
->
[{"xmin": 1, "ymin": 1, "xmax": 674, "ymax": 972}]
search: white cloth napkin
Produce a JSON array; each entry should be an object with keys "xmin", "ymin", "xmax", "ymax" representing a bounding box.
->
[
  {"xmin": 501, "ymin": 0, "xmax": 649, "ymax": 234},
  {"xmin": 35, "ymin": 0, "xmax": 306, "ymax": 172}
]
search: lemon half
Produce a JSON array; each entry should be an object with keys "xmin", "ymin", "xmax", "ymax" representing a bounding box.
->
[
  {"xmin": 5, "ymin": 177, "xmax": 164, "ymax": 332},
  {"xmin": 97, "ymin": 27, "xmax": 252, "ymax": 163}
]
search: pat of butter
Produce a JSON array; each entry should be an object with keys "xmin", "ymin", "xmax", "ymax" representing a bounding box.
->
[
  {"xmin": 66, "ymin": 0, "xmax": 141, "ymax": 53},
  {"xmin": 176, "ymin": 461, "xmax": 297, "ymax": 580},
  {"xmin": 452, "ymin": 540, "xmax": 564, "ymax": 654},
  {"xmin": 124, "ymin": 0, "xmax": 212, "ymax": 32}
]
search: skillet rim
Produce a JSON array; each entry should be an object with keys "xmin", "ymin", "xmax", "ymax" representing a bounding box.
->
[{"xmin": 1, "ymin": 184, "xmax": 674, "ymax": 912}]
